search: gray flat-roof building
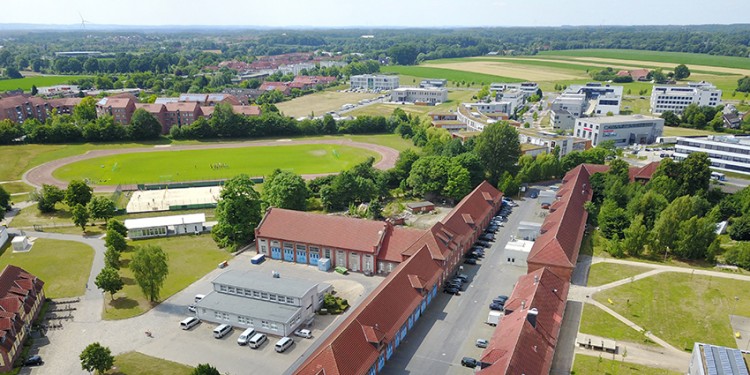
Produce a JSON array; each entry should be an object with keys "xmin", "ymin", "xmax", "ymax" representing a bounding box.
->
[
  {"xmin": 195, "ymin": 270, "xmax": 330, "ymax": 337},
  {"xmin": 675, "ymin": 135, "xmax": 750, "ymax": 176}
]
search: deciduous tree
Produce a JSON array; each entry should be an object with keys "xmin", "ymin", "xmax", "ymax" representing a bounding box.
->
[
  {"xmin": 66, "ymin": 180, "xmax": 93, "ymax": 207},
  {"xmin": 474, "ymin": 122, "xmax": 521, "ymax": 184},
  {"xmin": 130, "ymin": 245, "xmax": 169, "ymax": 302},
  {"xmin": 36, "ymin": 184, "xmax": 65, "ymax": 213},
  {"xmin": 674, "ymin": 64, "xmax": 691, "ymax": 80},
  {"xmin": 71, "ymin": 204, "xmax": 89, "ymax": 232},
  {"xmin": 128, "ymin": 108, "xmax": 162, "ymax": 140},
  {"xmin": 212, "ymin": 175, "xmax": 262, "ymax": 250},
  {"xmin": 0, "ymin": 186, "xmax": 9, "ymax": 220},
  {"xmin": 262, "ymin": 169, "xmax": 309, "ymax": 211},
  {"xmin": 79, "ymin": 342, "xmax": 114, "ymax": 374},
  {"xmin": 104, "ymin": 245, "xmax": 121, "ymax": 270},
  {"xmin": 87, "ymin": 196, "xmax": 116, "ymax": 222},
  {"xmin": 192, "ymin": 364, "xmax": 221, "ymax": 375},
  {"xmin": 95, "ymin": 267, "xmax": 123, "ymax": 299},
  {"xmin": 107, "ymin": 219, "xmax": 128, "ymax": 237},
  {"xmin": 105, "ymin": 228, "xmax": 127, "ymax": 252}
]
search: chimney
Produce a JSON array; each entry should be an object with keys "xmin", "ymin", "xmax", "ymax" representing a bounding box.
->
[
  {"xmin": 521, "ymin": 300, "xmax": 526, "ymax": 310},
  {"xmin": 527, "ymin": 308, "xmax": 538, "ymax": 328},
  {"xmin": 534, "ymin": 275, "xmax": 539, "ymax": 285}
]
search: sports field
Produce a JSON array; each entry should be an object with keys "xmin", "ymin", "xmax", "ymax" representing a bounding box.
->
[
  {"xmin": 52, "ymin": 144, "xmax": 379, "ymax": 185},
  {"xmin": 0, "ymin": 75, "xmax": 91, "ymax": 91},
  {"xmin": 276, "ymin": 90, "xmax": 380, "ymax": 118}
]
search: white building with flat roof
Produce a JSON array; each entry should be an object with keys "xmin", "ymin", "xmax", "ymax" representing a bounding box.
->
[
  {"xmin": 574, "ymin": 115, "xmax": 664, "ymax": 147},
  {"xmin": 490, "ymin": 82, "xmax": 539, "ymax": 98},
  {"xmin": 675, "ymin": 135, "xmax": 750, "ymax": 176},
  {"xmin": 650, "ymin": 81, "xmax": 722, "ymax": 114},
  {"xmin": 517, "ymin": 128, "xmax": 589, "ymax": 157},
  {"xmin": 124, "ymin": 213, "xmax": 206, "ymax": 239},
  {"xmin": 391, "ymin": 87, "xmax": 448, "ymax": 104},
  {"xmin": 350, "ymin": 74, "xmax": 399, "ymax": 91},
  {"xmin": 504, "ymin": 238, "xmax": 534, "ymax": 267}
]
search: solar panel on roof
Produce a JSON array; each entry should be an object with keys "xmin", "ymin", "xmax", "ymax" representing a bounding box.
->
[
  {"xmin": 705, "ymin": 346, "xmax": 718, "ymax": 375},
  {"xmin": 731, "ymin": 351, "xmax": 749, "ymax": 375}
]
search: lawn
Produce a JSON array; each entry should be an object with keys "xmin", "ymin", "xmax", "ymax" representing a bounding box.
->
[
  {"xmin": 348, "ymin": 89, "xmax": 476, "ymax": 119},
  {"xmin": 381, "ymin": 65, "xmax": 521, "ymax": 85},
  {"xmin": 53, "ymin": 144, "xmax": 379, "ymax": 185},
  {"xmin": 620, "ymin": 98, "xmax": 652, "ymax": 115},
  {"xmin": 572, "ymin": 354, "xmax": 682, "ymax": 375},
  {"xmin": 276, "ymin": 90, "xmax": 381, "ymax": 118},
  {"xmin": 112, "ymin": 352, "xmax": 192, "ymax": 375},
  {"xmin": 0, "ymin": 75, "xmax": 91, "ymax": 92},
  {"xmin": 0, "ymin": 238, "xmax": 93, "ymax": 298},
  {"xmin": 538, "ymin": 49, "xmax": 750, "ymax": 71},
  {"xmin": 593, "ymin": 272, "xmax": 750, "ymax": 350},
  {"xmin": 344, "ymin": 134, "xmax": 415, "ymax": 152},
  {"xmin": 103, "ymin": 235, "xmax": 228, "ymax": 320},
  {"xmin": 587, "ymin": 263, "xmax": 652, "ymax": 287},
  {"xmin": 662, "ymin": 126, "xmax": 722, "ymax": 137},
  {"xmin": 0, "ymin": 181, "xmax": 33, "ymax": 194},
  {"xmin": 579, "ymin": 304, "xmax": 656, "ymax": 346}
]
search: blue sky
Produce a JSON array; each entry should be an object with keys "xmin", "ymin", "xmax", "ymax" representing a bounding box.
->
[{"xmin": 2, "ymin": 0, "xmax": 749, "ymax": 27}]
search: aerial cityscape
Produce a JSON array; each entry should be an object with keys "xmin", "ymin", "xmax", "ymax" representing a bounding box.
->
[{"xmin": 1, "ymin": 2, "xmax": 750, "ymax": 375}]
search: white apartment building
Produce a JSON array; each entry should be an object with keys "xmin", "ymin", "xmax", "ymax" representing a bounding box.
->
[
  {"xmin": 675, "ymin": 135, "xmax": 750, "ymax": 175},
  {"xmin": 574, "ymin": 115, "xmax": 664, "ymax": 147},
  {"xmin": 494, "ymin": 89, "xmax": 526, "ymax": 114},
  {"xmin": 551, "ymin": 109, "xmax": 577, "ymax": 131},
  {"xmin": 490, "ymin": 82, "xmax": 539, "ymax": 98},
  {"xmin": 350, "ymin": 74, "xmax": 400, "ymax": 91},
  {"xmin": 551, "ymin": 93, "xmax": 587, "ymax": 118},
  {"xmin": 391, "ymin": 87, "xmax": 448, "ymax": 104},
  {"xmin": 277, "ymin": 63, "xmax": 316, "ymax": 76},
  {"xmin": 650, "ymin": 81, "xmax": 722, "ymax": 114}
]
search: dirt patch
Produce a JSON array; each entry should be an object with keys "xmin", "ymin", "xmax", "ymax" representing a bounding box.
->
[{"xmin": 423, "ymin": 61, "xmax": 586, "ymax": 81}]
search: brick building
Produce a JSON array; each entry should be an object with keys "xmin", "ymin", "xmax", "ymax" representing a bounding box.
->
[
  {"xmin": 0, "ymin": 265, "xmax": 45, "ymax": 372},
  {"xmin": 95, "ymin": 95, "xmax": 136, "ymax": 125}
]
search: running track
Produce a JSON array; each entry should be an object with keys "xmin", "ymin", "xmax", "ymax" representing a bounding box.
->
[{"xmin": 23, "ymin": 139, "xmax": 400, "ymax": 193}]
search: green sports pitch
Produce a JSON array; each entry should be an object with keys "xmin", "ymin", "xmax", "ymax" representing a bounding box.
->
[{"xmin": 52, "ymin": 144, "xmax": 379, "ymax": 185}]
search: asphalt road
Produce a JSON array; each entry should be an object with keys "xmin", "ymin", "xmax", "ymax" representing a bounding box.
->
[{"xmin": 380, "ymin": 196, "xmax": 537, "ymax": 375}]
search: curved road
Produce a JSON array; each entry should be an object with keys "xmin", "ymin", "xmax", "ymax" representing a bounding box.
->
[{"xmin": 23, "ymin": 138, "xmax": 400, "ymax": 192}]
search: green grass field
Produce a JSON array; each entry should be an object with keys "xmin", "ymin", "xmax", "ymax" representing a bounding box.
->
[
  {"xmin": 587, "ymin": 263, "xmax": 652, "ymax": 287},
  {"xmin": 594, "ymin": 272, "xmax": 750, "ymax": 350},
  {"xmin": 0, "ymin": 75, "xmax": 91, "ymax": 91},
  {"xmin": 112, "ymin": 352, "xmax": 193, "ymax": 375},
  {"xmin": 538, "ymin": 49, "xmax": 750, "ymax": 70},
  {"xmin": 572, "ymin": 354, "xmax": 682, "ymax": 375},
  {"xmin": 381, "ymin": 65, "xmax": 521, "ymax": 85},
  {"xmin": 0, "ymin": 238, "xmax": 93, "ymax": 298},
  {"xmin": 103, "ymin": 235, "xmax": 228, "ymax": 320},
  {"xmin": 662, "ymin": 126, "xmax": 723, "ymax": 137},
  {"xmin": 52, "ymin": 144, "xmax": 379, "ymax": 185},
  {"xmin": 0, "ymin": 181, "xmax": 33, "ymax": 194},
  {"xmin": 579, "ymin": 304, "xmax": 656, "ymax": 346}
]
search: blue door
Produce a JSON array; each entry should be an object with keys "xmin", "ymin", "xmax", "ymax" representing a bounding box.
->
[
  {"xmin": 296, "ymin": 249, "xmax": 307, "ymax": 264},
  {"xmin": 309, "ymin": 252, "xmax": 319, "ymax": 266},
  {"xmin": 271, "ymin": 247, "xmax": 281, "ymax": 260},
  {"xmin": 283, "ymin": 248, "xmax": 294, "ymax": 262}
]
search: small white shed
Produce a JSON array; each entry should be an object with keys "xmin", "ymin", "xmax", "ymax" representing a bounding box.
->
[
  {"xmin": 517, "ymin": 221, "xmax": 542, "ymax": 241},
  {"xmin": 504, "ymin": 238, "xmax": 534, "ymax": 267},
  {"xmin": 11, "ymin": 236, "xmax": 29, "ymax": 252}
]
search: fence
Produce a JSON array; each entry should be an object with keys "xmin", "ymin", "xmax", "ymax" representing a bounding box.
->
[{"xmin": 136, "ymin": 177, "xmax": 264, "ymax": 191}]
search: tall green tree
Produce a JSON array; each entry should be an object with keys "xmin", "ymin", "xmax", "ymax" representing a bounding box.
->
[
  {"xmin": 729, "ymin": 215, "xmax": 750, "ymax": 241},
  {"xmin": 107, "ymin": 219, "xmax": 128, "ymax": 237},
  {"xmin": 212, "ymin": 175, "xmax": 263, "ymax": 250},
  {"xmin": 406, "ymin": 155, "xmax": 451, "ymax": 197},
  {"xmin": 651, "ymin": 195, "xmax": 694, "ymax": 253},
  {"xmin": 80, "ymin": 342, "xmax": 114, "ymax": 374},
  {"xmin": 36, "ymin": 184, "xmax": 65, "ymax": 213},
  {"xmin": 105, "ymin": 229, "xmax": 127, "ymax": 252},
  {"xmin": 104, "ymin": 245, "xmax": 121, "ymax": 270},
  {"xmin": 192, "ymin": 364, "xmax": 221, "ymax": 375},
  {"xmin": 674, "ymin": 64, "xmax": 691, "ymax": 80},
  {"xmin": 128, "ymin": 108, "xmax": 162, "ymax": 140},
  {"xmin": 66, "ymin": 180, "xmax": 93, "ymax": 207},
  {"xmin": 674, "ymin": 216, "xmax": 716, "ymax": 260},
  {"xmin": 71, "ymin": 204, "xmax": 90, "ymax": 231},
  {"xmin": 95, "ymin": 267, "xmax": 123, "ymax": 299},
  {"xmin": 444, "ymin": 164, "xmax": 472, "ymax": 202},
  {"xmin": 679, "ymin": 152, "xmax": 711, "ymax": 196},
  {"xmin": 474, "ymin": 122, "xmax": 521, "ymax": 184},
  {"xmin": 0, "ymin": 119, "xmax": 23, "ymax": 144},
  {"xmin": 387, "ymin": 44, "xmax": 419, "ymax": 65},
  {"xmin": 73, "ymin": 96, "xmax": 97, "ymax": 122},
  {"xmin": 598, "ymin": 198, "xmax": 630, "ymax": 239},
  {"xmin": 87, "ymin": 196, "xmax": 116, "ymax": 222},
  {"xmin": 130, "ymin": 245, "xmax": 169, "ymax": 302},
  {"xmin": 622, "ymin": 214, "xmax": 648, "ymax": 257},
  {"xmin": 0, "ymin": 186, "xmax": 9, "ymax": 220},
  {"xmin": 627, "ymin": 190, "xmax": 668, "ymax": 230},
  {"xmin": 262, "ymin": 169, "xmax": 309, "ymax": 211}
]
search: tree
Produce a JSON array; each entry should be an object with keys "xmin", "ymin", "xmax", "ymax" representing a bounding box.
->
[
  {"xmin": 36, "ymin": 184, "xmax": 65, "ymax": 213},
  {"xmin": 128, "ymin": 108, "xmax": 162, "ymax": 140},
  {"xmin": 104, "ymin": 245, "xmax": 121, "ymax": 270},
  {"xmin": 71, "ymin": 204, "xmax": 90, "ymax": 232},
  {"xmin": 192, "ymin": 364, "xmax": 221, "ymax": 375},
  {"xmin": 87, "ymin": 197, "xmax": 116, "ymax": 222},
  {"xmin": 79, "ymin": 342, "xmax": 114, "ymax": 374},
  {"xmin": 674, "ymin": 216, "xmax": 716, "ymax": 260},
  {"xmin": 598, "ymin": 199, "xmax": 630, "ymax": 239},
  {"xmin": 406, "ymin": 155, "xmax": 451, "ymax": 198},
  {"xmin": 649, "ymin": 69, "xmax": 668, "ymax": 84},
  {"xmin": 0, "ymin": 119, "xmax": 23, "ymax": 144},
  {"xmin": 30, "ymin": 84, "xmax": 38, "ymax": 96},
  {"xmin": 679, "ymin": 152, "xmax": 711, "ymax": 196},
  {"xmin": 73, "ymin": 96, "xmax": 97, "ymax": 122},
  {"xmin": 95, "ymin": 266, "xmax": 123, "ymax": 299},
  {"xmin": 130, "ymin": 245, "xmax": 169, "ymax": 302},
  {"xmin": 107, "ymin": 219, "xmax": 128, "ymax": 237},
  {"xmin": 738, "ymin": 76, "xmax": 750, "ymax": 93},
  {"xmin": 66, "ymin": 180, "xmax": 93, "ymax": 207},
  {"xmin": 627, "ymin": 190, "xmax": 668, "ymax": 230},
  {"xmin": 729, "ymin": 215, "xmax": 750, "ymax": 241},
  {"xmin": 212, "ymin": 174, "xmax": 263, "ymax": 250},
  {"xmin": 4, "ymin": 67, "xmax": 22, "ymax": 79},
  {"xmin": 390, "ymin": 149, "xmax": 421, "ymax": 186},
  {"xmin": 105, "ymin": 228, "xmax": 127, "ymax": 252},
  {"xmin": 651, "ymin": 196, "xmax": 694, "ymax": 253},
  {"xmin": 262, "ymin": 169, "xmax": 309, "ymax": 211},
  {"xmin": 622, "ymin": 214, "xmax": 648, "ymax": 257},
  {"xmin": 660, "ymin": 111, "xmax": 680, "ymax": 126},
  {"xmin": 388, "ymin": 44, "xmax": 419, "ymax": 65},
  {"xmin": 674, "ymin": 64, "xmax": 691, "ymax": 80},
  {"xmin": 474, "ymin": 122, "xmax": 521, "ymax": 184},
  {"xmin": 0, "ymin": 186, "xmax": 9, "ymax": 220},
  {"xmin": 444, "ymin": 164, "xmax": 472, "ymax": 202}
]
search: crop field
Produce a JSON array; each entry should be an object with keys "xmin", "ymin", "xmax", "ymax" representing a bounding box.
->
[
  {"xmin": 276, "ymin": 90, "xmax": 381, "ymax": 118},
  {"xmin": 537, "ymin": 49, "xmax": 750, "ymax": 70},
  {"xmin": 422, "ymin": 60, "xmax": 589, "ymax": 81},
  {"xmin": 381, "ymin": 65, "xmax": 521, "ymax": 85},
  {"xmin": 52, "ymin": 144, "xmax": 379, "ymax": 185},
  {"xmin": 0, "ymin": 75, "xmax": 90, "ymax": 91}
]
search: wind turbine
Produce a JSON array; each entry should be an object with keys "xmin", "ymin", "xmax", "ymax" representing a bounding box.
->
[{"xmin": 78, "ymin": 12, "xmax": 91, "ymax": 30}]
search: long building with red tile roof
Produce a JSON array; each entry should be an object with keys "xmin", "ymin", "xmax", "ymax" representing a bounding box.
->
[{"xmin": 0, "ymin": 265, "xmax": 44, "ymax": 372}]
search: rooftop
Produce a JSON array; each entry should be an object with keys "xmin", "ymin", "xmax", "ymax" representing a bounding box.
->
[
  {"xmin": 124, "ymin": 213, "xmax": 205, "ymax": 230},
  {"xmin": 578, "ymin": 114, "xmax": 662, "ymax": 124},
  {"xmin": 197, "ymin": 291, "xmax": 301, "ymax": 323},
  {"xmin": 212, "ymin": 270, "xmax": 318, "ymax": 298},
  {"xmin": 695, "ymin": 342, "xmax": 750, "ymax": 375}
]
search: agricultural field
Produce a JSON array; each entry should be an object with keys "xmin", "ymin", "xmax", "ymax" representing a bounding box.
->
[
  {"xmin": 276, "ymin": 90, "xmax": 381, "ymax": 118},
  {"xmin": 52, "ymin": 144, "xmax": 379, "ymax": 185},
  {"xmin": 0, "ymin": 75, "xmax": 90, "ymax": 91},
  {"xmin": 662, "ymin": 126, "xmax": 724, "ymax": 137},
  {"xmin": 537, "ymin": 49, "xmax": 750, "ymax": 71},
  {"xmin": 381, "ymin": 65, "xmax": 520, "ymax": 86},
  {"xmin": 593, "ymin": 272, "xmax": 750, "ymax": 350}
]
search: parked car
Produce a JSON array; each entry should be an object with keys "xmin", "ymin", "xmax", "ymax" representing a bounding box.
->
[
  {"xmin": 492, "ymin": 298, "xmax": 506, "ymax": 305},
  {"xmin": 475, "ymin": 339, "xmax": 489, "ymax": 348},
  {"xmin": 455, "ymin": 273, "xmax": 469, "ymax": 282},
  {"xmin": 443, "ymin": 287, "xmax": 461, "ymax": 295},
  {"xmin": 475, "ymin": 241, "xmax": 491, "ymax": 248},
  {"xmin": 480, "ymin": 233, "xmax": 495, "ymax": 241},
  {"xmin": 24, "ymin": 355, "xmax": 43, "ymax": 366},
  {"xmin": 294, "ymin": 329, "xmax": 312, "ymax": 339},
  {"xmin": 495, "ymin": 295, "xmax": 509, "ymax": 303},
  {"xmin": 530, "ymin": 191, "xmax": 538, "ymax": 198},
  {"xmin": 464, "ymin": 258, "xmax": 477, "ymax": 265},
  {"xmin": 465, "ymin": 252, "xmax": 478, "ymax": 260},
  {"xmin": 187, "ymin": 304, "xmax": 196, "ymax": 313},
  {"xmin": 471, "ymin": 251, "xmax": 484, "ymax": 259},
  {"xmin": 461, "ymin": 357, "xmax": 479, "ymax": 368},
  {"xmin": 489, "ymin": 302, "xmax": 504, "ymax": 311}
]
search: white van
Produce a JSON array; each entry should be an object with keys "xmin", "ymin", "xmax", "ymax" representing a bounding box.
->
[
  {"xmin": 237, "ymin": 327, "xmax": 256, "ymax": 346},
  {"xmin": 213, "ymin": 324, "xmax": 232, "ymax": 339},
  {"xmin": 180, "ymin": 317, "xmax": 200, "ymax": 330},
  {"xmin": 194, "ymin": 294, "xmax": 206, "ymax": 303},
  {"xmin": 248, "ymin": 333, "xmax": 267, "ymax": 349},
  {"xmin": 275, "ymin": 337, "xmax": 294, "ymax": 353}
]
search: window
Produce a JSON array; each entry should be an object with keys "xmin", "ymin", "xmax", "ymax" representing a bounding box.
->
[
  {"xmin": 261, "ymin": 321, "xmax": 270, "ymax": 329},
  {"xmin": 287, "ymin": 297, "xmax": 295, "ymax": 304},
  {"xmin": 261, "ymin": 293, "xmax": 268, "ymax": 299},
  {"xmin": 270, "ymin": 323, "xmax": 278, "ymax": 331},
  {"xmin": 219, "ymin": 285, "xmax": 228, "ymax": 292},
  {"xmin": 253, "ymin": 291, "xmax": 261, "ymax": 298},
  {"xmin": 270, "ymin": 294, "xmax": 277, "ymax": 301}
]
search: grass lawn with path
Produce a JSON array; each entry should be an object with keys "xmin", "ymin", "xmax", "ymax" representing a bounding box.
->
[
  {"xmin": 103, "ymin": 235, "xmax": 228, "ymax": 320},
  {"xmin": 0, "ymin": 238, "xmax": 93, "ymax": 298},
  {"xmin": 587, "ymin": 263, "xmax": 652, "ymax": 287},
  {"xmin": 579, "ymin": 304, "xmax": 656, "ymax": 346},
  {"xmin": 572, "ymin": 354, "xmax": 682, "ymax": 375},
  {"xmin": 112, "ymin": 352, "xmax": 192, "ymax": 375},
  {"xmin": 593, "ymin": 272, "xmax": 750, "ymax": 350}
]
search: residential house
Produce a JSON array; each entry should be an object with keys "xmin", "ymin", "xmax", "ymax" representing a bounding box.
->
[
  {"xmin": 164, "ymin": 102, "xmax": 202, "ymax": 129},
  {"xmin": 95, "ymin": 95, "xmax": 136, "ymax": 125},
  {"xmin": 259, "ymin": 82, "xmax": 291, "ymax": 96},
  {"xmin": 47, "ymin": 98, "xmax": 82, "ymax": 116},
  {"xmin": 0, "ymin": 265, "xmax": 45, "ymax": 372}
]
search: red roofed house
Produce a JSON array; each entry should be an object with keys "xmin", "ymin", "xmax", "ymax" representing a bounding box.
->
[
  {"xmin": 288, "ymin": 76, "xmax": 337, "ymax": 90},
  {"xmin": 95, "ymin": 96, "xmax": 136, "ymax": 125},
  {"xmin": 134, "ymin": 103, "xmax": 168, "ymax": 133},
  {"xmin": 0, "ymin": 265, "xmax": 45, "ymax": 372},
  {"xmin": 0, "ymin": 95, "xmax": 51, "ymax": 123},
  {"xmin": 200, "ymin": 105, "xmax": 261, "ymax": 120},
  {"xmin": 164, "ymin": 102, "xmax": 203, "ymax": 130},
  {"xmin": 47, "ymin": 98, "xmax": 82, "ymax": 116},
  {"xmin": 259, "ymin": 82, "xmax": 291, "ymax": 96}
]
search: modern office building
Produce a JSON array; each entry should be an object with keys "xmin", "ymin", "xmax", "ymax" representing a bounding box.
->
[
  {"xmin": 391, "ymin": 87, "xmax": 448, "ymax": 104},
  {"xmin": 517, "ymin": 128, "xmax": 590, "ymax": 157},
  {"xmin": 419, "ymin": 79, "xmax": 448, "ymax": 88},
  {"xmin": 350, "ymin": 75, "xmax": 400, "ymax": 91},
  {"xmin": 490, "ymin": 82, "xmax": 539, "ymax": 98},
  {"xmin": 688, "ymin": 342, "xmax": 749, "ymax": 375},
  {"xmin": 550, "ymin": 109, "xmax": 577, "ymax": 130},
  {"xmin": 552, "ymin": 83, "xmax": 623, "ymax": 124},
  {"xmin": 574, "ymin": 115, "xmax": 664, "ymax": 147},
  {"xmin": 650, "ymin": 81, "xmax": 722, "ymax": 114},
  {"xmin": 674, "ymin": 135, "xmax": 750, "ymax": 175}
]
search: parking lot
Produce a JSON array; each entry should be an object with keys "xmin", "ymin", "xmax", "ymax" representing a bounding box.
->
[{"xmin": 382, "ymin": 190, "xmax": 550, "ymax": 374}]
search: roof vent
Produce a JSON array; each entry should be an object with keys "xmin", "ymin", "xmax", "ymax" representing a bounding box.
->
[
  {"xmin": 521, "ymin": 300, "xmax": 526, "ymax": 310},
  {"xmin": 534, "ymin": 275, "xmax": 539, "ymax": 285},
  {"xmin": 527, "ymin": 308, "xmax": 539, "ymax": 328}
]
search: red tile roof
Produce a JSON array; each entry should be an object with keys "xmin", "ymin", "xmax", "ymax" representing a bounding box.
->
[
  {"xmin": 165, "ymin": 102, "xmax": 201, "ymax": 112},
  {"xmin": 134, "ymin": 103, "xmax": 166, "ymax": 113},
  {"xmin": 232, "ymin": 105, "xmax": 261, "ymax": 116},
  {"xmin": 257, "ymin": 208, "xmax": 388, "ymax": 254},
  {"xmin": 631, "ymin": 161, "xmax": 660, "ymax": 181},
  {"xmin": 47, "ymin": 98, "xmax": 82, "ymax": 107},
  {"xmin": 377, "ymin": 226, "xmax": 426, "ymax": 263},
  {"xmin": 294, "ymin": 245, "xmax": 443, "ymax": 375}
]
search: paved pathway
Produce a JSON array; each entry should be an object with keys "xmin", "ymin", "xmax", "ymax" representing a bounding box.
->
[{"xmin": 23, "ymin": 138, "xmax": 400, "ymax": 192}]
